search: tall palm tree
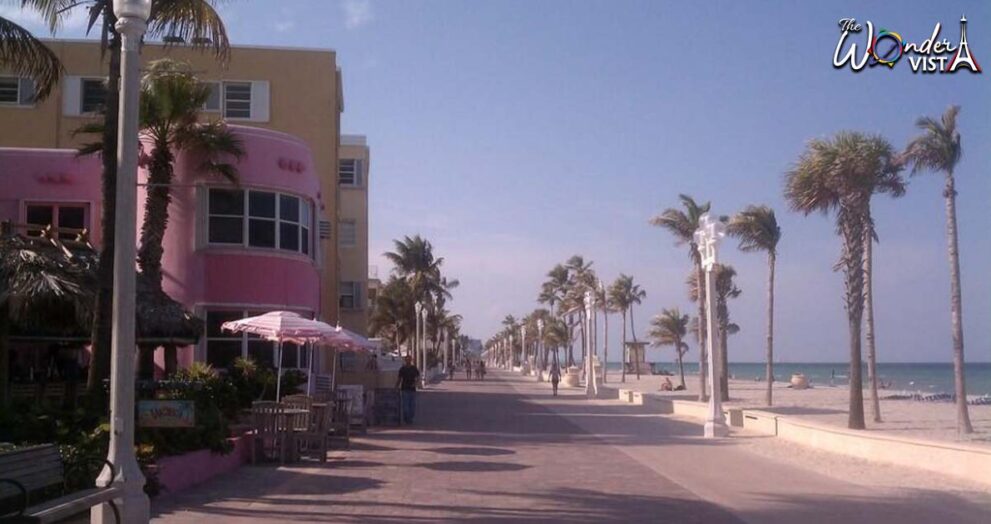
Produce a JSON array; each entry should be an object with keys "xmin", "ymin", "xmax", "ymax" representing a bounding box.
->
[
  {"xmin": 649, "ymin": 309, "xmax": 690, "ymax": 389},
  {"xmin": 369, "ymin": 277, "xmax": 415, "ymax": 351},
  {"xmin": 27, "ymin": 0, "xmax": 232, "ymax": 394},
  {"xmin": 594, "ymin": 281, "xmax": 610, "ymax": 383},
  {"xmin": 714, "ymin": 264, "xmax": 740, "ymax": 401},
  {"xmin": 727, "ymin": 205, "xmax": 781, "ymax": 406},
  {"xmin": 785, "ymin": 131, "xmax": 903, "ymax": 430},
  {"xmin": 385, "ymin": 235, "xmax": 447, "ymax": 306},
  {"xmin": 0, "ymin": 14, "xmax": 62, "ymax": 100},
  {"xmin": 651, "ymin": 195, "xmax": 711, "ymax": 399},
  {"xmin": 902, "ymin": 105, "xmax": 973, "ymax": 434},
  {"xmin": 609, "ymin": 274, "xmax": 646, "ymax": 379},
  {"xmin": 608, "ymin": 275, "xmax": 631, "ymax": 383}
]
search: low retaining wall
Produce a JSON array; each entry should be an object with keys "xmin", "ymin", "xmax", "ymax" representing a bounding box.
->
[
  {"xmin": 155, "ymin": 435, "xmax": 250, "ymax": 494},
  {"xmin": 610, "ymin": 388, "xmax": 991, "ymax": 488}
]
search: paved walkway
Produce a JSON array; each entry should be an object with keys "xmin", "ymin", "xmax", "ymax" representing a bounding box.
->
[{"xmin": 151, "ymin": 370, "xmax": 991, "ymax": 523}]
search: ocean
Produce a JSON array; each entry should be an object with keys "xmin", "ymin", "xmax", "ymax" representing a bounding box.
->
[{"xmin": 602, "ymin": 361, "xmax": 991, "ymax": 396}]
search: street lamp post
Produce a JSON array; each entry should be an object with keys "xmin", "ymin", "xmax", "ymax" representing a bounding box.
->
[
  {"xmin": 420, "ymin": 306, "xmax": 429, "ymax": 386},
  {"xmin": 94, "ymin": 1, "xmax": 152, "ymax": 522},
  {"xmin": 536, "ymin": 319, "xmax": 545, "ymax": 382},
  {"xmin": 695, "ymin": 213, "xmax": 729, "ymax": 438},
  {"xmin": 584, "ymin": 291, "xmax": 597, "ymax": 398},
  {"xmin": 520, "ymin": 325, "xmax": 527, "ymax": 375},
  {"xmin": 414, "ymin": 301, "xmax": 422, "ymax": 364}
]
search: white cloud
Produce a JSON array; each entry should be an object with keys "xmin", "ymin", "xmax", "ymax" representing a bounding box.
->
[{"xmin": 341, "ymin": 0, "xmax": 374, "ymax": 30}]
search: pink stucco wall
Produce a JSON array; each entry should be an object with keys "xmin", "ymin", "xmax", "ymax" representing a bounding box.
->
[
  {"xmin": 0, "ymin": 148, "xmax": 103, "ymax": 244},
  {"xmin": 143, "ymin": 125, "xmax": 322, "ymax": 316},
  {"xmin": 155, "ymin": 435, "xmax": 252, "ymax": 494},
  {"xmin": 2, "ymin": 125, "xmax": 322, "ymax": 355}
]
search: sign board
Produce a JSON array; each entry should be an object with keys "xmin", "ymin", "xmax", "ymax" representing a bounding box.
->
[
  {"xmin": 138, "ymin": 400, "xmax": 195, "ymax": 428},
  {"xmin": 337, "ymin": 384, "xmax": 364, "ymax": 419}
]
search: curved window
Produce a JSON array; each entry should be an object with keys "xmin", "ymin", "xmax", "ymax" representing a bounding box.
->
[{"xmin": 208, "ymin": 188, "xmax": 313, "ymax": 257}]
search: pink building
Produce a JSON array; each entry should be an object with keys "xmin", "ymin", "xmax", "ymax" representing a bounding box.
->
[{"xmin": 1, "ymin": 125, "xmax": 322, "ymax": 376}]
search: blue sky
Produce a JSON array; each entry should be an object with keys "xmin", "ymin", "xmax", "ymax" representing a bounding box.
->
[{"xmin": 12, "ymin": 1, "xmax": 989, "ymax": 364}]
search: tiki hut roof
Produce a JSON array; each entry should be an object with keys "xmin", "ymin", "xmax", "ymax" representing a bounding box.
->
[{"xmin": 1, "ymin": 223, "xmax": 202, "ymax": 345}]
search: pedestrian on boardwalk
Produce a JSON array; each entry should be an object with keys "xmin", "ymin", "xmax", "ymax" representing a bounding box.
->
[
  {"xmin": 466, "ymin": 360, "xmax": 473, "ymax": 381},
  {"xmin": 396, "ymin": 355, "xmax": 420, "ymax": 424},
  {"xmin": 550, "ymin": 359, "xmax": 561, "ymax": 396},
  {"xmin": 477, "ymin": 360, "xmax": 486, "ymax": 381}
]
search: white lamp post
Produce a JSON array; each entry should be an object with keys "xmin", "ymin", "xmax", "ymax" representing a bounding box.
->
[
  {"xmin": 695, "ymin": 213, "xmax": 728, "ymax": 438},
  {"xmin": 520, "ymin": 325, "xmax": 528, "ymax": 375},
  {"xmin": 584, "ymin": 291, "xmax": 597, "ymax": 398},
  {"xmin": 413, "ymin": 301, "xmax": 422, "ymax": 364},
  {"xmin": 420, "ymin": 306, "xmax": 429, "ymax": 385},
  {"xmin": 94, "ymin": 1, "xmax": 152, "ymax": 523},
  {"xmin": 536, "ymin": 319, "xmax": 545, "ymax": 382}
]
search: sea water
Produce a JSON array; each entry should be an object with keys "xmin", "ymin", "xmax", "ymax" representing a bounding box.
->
[{"xmin": 603, "ymin": 361, "xmax": 991, "ymax": 396}]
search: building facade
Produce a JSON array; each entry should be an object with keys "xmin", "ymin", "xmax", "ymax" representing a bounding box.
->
[
  {"xmin": 0, "ymin": 40, "xmax": 370, "ymax": 375},
  {"xmin": 337, "ymin": 135, "xmax": 370, "ymax": 335}
]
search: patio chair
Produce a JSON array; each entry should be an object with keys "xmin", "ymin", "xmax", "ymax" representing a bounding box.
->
[
  {"xmin": 282, "ymin": 394, "xmax": 314, "ymax": 432},
  {"xmin": 296, "ymin": 401, "xmax": 334, "ymax": 462},
  {"xmin": 251, "ymin": 401, "xmax": 287, "ymax": 464},
  {"xmin": 328, "ymin": 393, "xmax": 352, "ymax": 450}
]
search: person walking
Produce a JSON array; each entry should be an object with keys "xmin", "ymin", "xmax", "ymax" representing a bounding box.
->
[
  {"xmin": 465, "ymin": 360, "xmax": 473, "ymax": 381},
  {"xmin": 477, "ymin": 360, "xmax": 486, "ymax": 381},
  {"xmin": 396, "ymin": 355, "xmax": 420, "ymax": 424},
  {"xmin": 550, "ymin": 359, "xmax": 561, "ymax": 396}
]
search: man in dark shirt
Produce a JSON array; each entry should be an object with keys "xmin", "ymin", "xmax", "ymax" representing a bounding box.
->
[{"xmin": 396, "ymin": 355, "xmax": 420, "ymax": 424}]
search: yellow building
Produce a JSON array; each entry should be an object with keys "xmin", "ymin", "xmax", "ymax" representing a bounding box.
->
[
  {"xmin": 337, "ymin": 135, "xmax": 371, "ymax": 335},
  {"xmin": 0, "ymin": 39, "xmax": 357, "ymax": 330}
]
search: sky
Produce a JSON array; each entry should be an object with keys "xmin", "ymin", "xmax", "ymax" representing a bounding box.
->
[{"xmin": 10, "ymin": 0, "xmax": 990, "ymax": 364}]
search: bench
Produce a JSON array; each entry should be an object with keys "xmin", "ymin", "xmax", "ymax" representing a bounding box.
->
[{"xmin": 0, "ymin": 444, "xmax": 121, "ymax": 523}]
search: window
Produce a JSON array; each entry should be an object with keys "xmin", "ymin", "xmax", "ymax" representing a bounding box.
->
[
  {"xmin": 0, "ymin": 77, "xmax": 37, "ymax": 106},
  {"xmin": 338, "ymin": 159, "xmax": 363, "ymax": 186},
  {"xmin": 208, "ymin": 189, "xmax": 245, "ymax": 244},
  {"xmin": 339, "ymin": 220, "xmax": 357, "ymax": 248},
  {"xmin": 0, "ymin": 77, "xmax": 19, "ymax": 104},
  {"xmin": 207, "ymin": 188, "xmax": 313, "ymax": 256},
  {"xmin": 205, "ymin": 309, "xmax": 313, "ymax": 371},
  {"xmin": 25, "ymin": 203, "xmax": 87, "ymax": 240},
  {"xmin": 81, "ymin": 79, "xmax": 107, "ymax": 114},
  {"xmin": 201, "ymin": 82, "xmax": 221, "ymax": 112},
  {"xmin": 339, "ymin": 281, "xmax": 361, "ymax": 310},
  {"xmin": 223, "ymin": 82, "xmax": 252, "ymax": 119}
]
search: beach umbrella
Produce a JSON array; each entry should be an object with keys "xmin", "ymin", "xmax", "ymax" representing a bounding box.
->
[
  {"xmin": 316, "ymin": 326, "xmax": 377, "ymax": 393},
  {"xmin": 221, "ymin": 311, "xmax": 337, "ymax": 400}
]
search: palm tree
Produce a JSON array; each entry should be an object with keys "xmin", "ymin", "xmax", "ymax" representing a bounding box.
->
[
  {"xmin": 651, "ymin": 195, "xmax": 711, "ymax": 399},
  {"xmin": 727, "ymin": 205, "xmax": 781, "ymax": 406},
  {"xmin": 649, "ymin": 309, "xmax": 690, "ymax": 389},
  {"xmin": 785, "ymin": 131, "xmax": 903, "ymax": 430},
  {"xmin": 0, "ymin": 14, "xmax": 62, "ymax": 100},
  {"xmin": 385, "ymin": 235, "xmax": 448, "ymax": 307},
  {"xmin": 369, "ymin": 277, "xmax": 415, "ymax": 351},
  {"xmin": 594, "ymin": 282, "xmax": 610, "ymax": 383},
  {"xmin": 27, "ymin": 0, "xmax": 232, "ymax": 394},
  {"xmin": 902, "ymin": 105, "xmax": 973, "ymax": 434},
  {"xmin": 609, "ymin": 274, "xmax": 646, "ymax": 379}
]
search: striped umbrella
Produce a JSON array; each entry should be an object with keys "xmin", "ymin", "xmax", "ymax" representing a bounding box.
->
[{"xmin": 222, "ymin": 311, "xmax": 337, "ymax": 400}]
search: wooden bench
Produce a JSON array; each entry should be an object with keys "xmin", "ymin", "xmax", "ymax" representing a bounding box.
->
[{"xmin": 0, "ymin": 444, "xmax": 121, "ymax": 523}]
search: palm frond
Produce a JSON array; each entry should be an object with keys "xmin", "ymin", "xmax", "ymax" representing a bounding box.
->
[{"xmin": 0, "ymin": 14, "xmax": 62, "ymax": 100}]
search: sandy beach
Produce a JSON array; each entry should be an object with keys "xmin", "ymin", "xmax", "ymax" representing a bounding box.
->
[{"xmin": 596, "ymin": 370, "xmax": 991, "ymax": 447}]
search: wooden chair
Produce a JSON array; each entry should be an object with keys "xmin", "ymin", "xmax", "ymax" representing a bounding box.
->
[
  {"xmin": 282, "ymin": 394, "xmax": 314, "ymax": 432},
  {"xmin": 328, "ymin": 393, "xmax": 352, "ymax": 450},
  {"xmin": 251, "ymin": 401, "xmax": 287, "ymax": 464},
  {"xmin": 296, "ymin": 402, "xmax": 334, "ymax": 462}
]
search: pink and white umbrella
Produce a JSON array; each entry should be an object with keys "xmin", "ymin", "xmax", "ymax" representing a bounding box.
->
[
  {"xmin": 319, "ymin": 326, "xmax": 377, "ymax": 392},
  {"xmin": 222, "ymin": 311, "xmax": 337, "ymax": 400}
]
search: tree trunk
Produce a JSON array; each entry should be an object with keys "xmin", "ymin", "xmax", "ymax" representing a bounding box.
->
[
  {"xmin": 0, "ymin": 305, "xmax": 9, "ymax": 408},
  {"xmin": 87, "ymin": 27, "xmax": 121, "ymax": 398},
  {"xmin": 863, "ymin": 226, "xmax": 882, "ymax": 423},
  {"xmin": 841, "ymin": 199, "xmax": 867, "ymax": 430},
  {"xmin": 620, "ymin": 311, "xmax": 627, "ymax": 383},
  {"xmin": 164, "ymin": 345, "xmax": 177, "ymax": 376},
  {"xmin": 631, "ymin": 303, "xmax": 640, "ymax": 380},
  {"xmin": 676, "ymin": 342, "xmax": 686, "ymax": 389},
  {"xmin": 719, "ymin": 314, "xmax": 729, "ymax": 401},
  {"xmin": 567, "ymin": 314, "xmax": 574, "ymax": 367},
  {"xmin": 696, "ymin": 262, "xmax": 708, "ymax": 401},
  {"xmin": 765, "ymin": 252, "xmax": 775, "ymax": 407},
  {"xmin": 944, "ymin": 173, "xmax": 973, "ymax": 434},
  {"xmin": 138, "ymin": 146, "xmax": 174, "ymax": 286}
]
